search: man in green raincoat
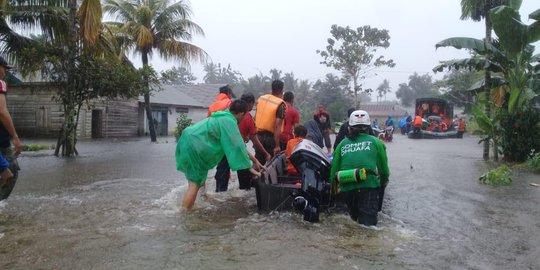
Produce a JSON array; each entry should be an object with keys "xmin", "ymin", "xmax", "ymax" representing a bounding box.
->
[{"xmin": 176, "ymin": 100, "xmax": 260, "ymax": 209}]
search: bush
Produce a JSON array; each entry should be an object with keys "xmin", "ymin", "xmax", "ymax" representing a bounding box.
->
[
  {"xmin": 22, "ymin": 144, "xmax": 51, "ymax": 151},
  {"xmin": 499, "ymin": 108, "xmax": 540, "ymax": 162},
  {"xmin": 528, "ymin": 153, "xmax": 540, "ymax": 173},
  {"xmin": 174, "ymin": 113, "xmax": 193, "ymax": 141},
  {"xmin": 479, "ymin": 164, "xmax": 512, "ymax": 186}
]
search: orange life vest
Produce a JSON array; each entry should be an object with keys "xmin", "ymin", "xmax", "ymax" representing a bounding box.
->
[
  {"xmin": 207, "ymin": 93, "xmax": 231, "ymax": 117},
  {"xmin": 286, "ymin": 137, "xmax": 303, "ymax": 175},
  {"xmin": 458, "ymin": 120, "xmax": 466, "ymax": 132},
  {"xmin": 413, "ymin": 115, "xmax": 423, "ymax": 127},
  {"xmin": 254, "ymin": 94, "xmax": 285, "ymax": 132}
]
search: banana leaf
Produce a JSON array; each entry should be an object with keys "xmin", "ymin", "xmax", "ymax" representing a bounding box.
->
[
  {"xmin": 435, "ymin": 37, "xmax": 503, "ymax": 56},
  {"xmin": 490, "ymin": 6, "xmax": 529, "ymax": 57},
  {"xmin": 472, "ymin": 105, "xmax": 494, "ymax": 134}
]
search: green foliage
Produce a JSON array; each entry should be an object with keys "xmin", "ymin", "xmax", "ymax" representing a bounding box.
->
[
  {"xmin": 528, "ymin": 153, "xmax": 540, "ymax": 173},
  {"xmin": 499, "ymin": 107, "xmax": 540, "ymax": 162},
  {"xmin": 479, "ymin": 164, "xmax": 512, "ymax": 186},
  {"xmin": 395, "ymin": 73, "xmax": 440, "ymax": 106},
  {"xmin": 203, "ymin": 62, "xmax": 243, "ymax": 86},
  {"xmin": 160, "ymin": 66, "xmax": 197, "ymax": 85},
  {"xmin": 22, "ymin": 144, "xmax": 51, "ymax": 152},
  {"xmin": 435, "ymin": 68, "xmax": 483, "ymax": 111},
  {"xmin": 317, "ymin": 24, "xmax": 395, "ymax": 107},
  {"xmin": 174, "ymin": 113, "xmax": 193, "ymax": 141}
]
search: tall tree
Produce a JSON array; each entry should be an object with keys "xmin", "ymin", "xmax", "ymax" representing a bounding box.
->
[
  {"xmin": 103, "ymin": 0, "xmax": 207, "ymax": 142},
  {"xmin": 376, "ymin": 79, "xmax": 391, "ymax": 102},
  {"xmin": 317, "ymin": 24, "xmax": 396, "ymax": 108},
  {"xmin": 0, "ymin": 0, "xmax": 128, "ymax": 156},
  {"xmin": 395, "ymin": 83, "xmax": 415, "ymax": 107},
  {"xmin": 203, "ymin": 62, "xmax": 242, "ymax": 86},
  {"xmin": 435, "ymin": 68, "xmax": 482, "ymax": 112},
  {"xmin": 312, "ymin": 73, "xmax": 352, "ymax": 122},
  {"xmin": 395, "ymin": 73, "xmax": 439, "ymax": 106},
  {"xmin": 160, "ymin": 66, "xmax": 197, "ymax": 85},
  {"xmin": 241, "ymin": 73, "xmax": 270, "ymax": 98}
]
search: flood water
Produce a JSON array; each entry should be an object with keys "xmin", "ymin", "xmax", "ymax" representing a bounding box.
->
[{"xmin": 0, "ymin": 134, "xmax": 539, "ymax": 269}]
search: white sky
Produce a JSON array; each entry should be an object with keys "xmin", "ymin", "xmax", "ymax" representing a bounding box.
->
[{"xmin": 138, "ymin": 0, "xmax": 539, "ymax": 99}]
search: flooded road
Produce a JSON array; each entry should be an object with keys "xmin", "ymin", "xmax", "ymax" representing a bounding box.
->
[{"xmin": 0, "ymin": 135, "xmax": 539, "ymax": 269}]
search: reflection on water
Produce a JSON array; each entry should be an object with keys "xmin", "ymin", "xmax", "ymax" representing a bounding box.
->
[{"xmin": 0, "ymin": 136, "xmax": 539, "ymax": 269}]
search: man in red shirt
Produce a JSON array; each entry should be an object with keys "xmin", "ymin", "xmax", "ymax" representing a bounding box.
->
[
  {"xmin": 279, "ymin": 91, "xmax": 300, "ymax": 150},
  {"xmin": 237, "ymin": 93, "xmax": 269, "ymax": 189}
]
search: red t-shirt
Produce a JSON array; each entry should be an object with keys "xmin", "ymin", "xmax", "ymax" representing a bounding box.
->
[
  {"xmin": 238, "ymin": 112, "xmax": 255, "ymax": 142},
  {"xmin": 280, "ymin": 102, "xmax": 300, "ymax": 143}
]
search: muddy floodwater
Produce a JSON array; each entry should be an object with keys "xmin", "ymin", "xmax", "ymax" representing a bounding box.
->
[{"xmin": 0, "ymin": 134, "xmax": 539, "ymax": 269}]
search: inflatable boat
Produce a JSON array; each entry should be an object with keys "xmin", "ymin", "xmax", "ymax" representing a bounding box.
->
[{"xmin": 253, "ymin": 139, "xmax": 332, "ymax": 222}]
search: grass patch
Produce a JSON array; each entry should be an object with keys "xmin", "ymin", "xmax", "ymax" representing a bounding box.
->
[
  {"xmin": 22, "ymin": 144, "xmax": 52, "ymax": 152},
  {"xmin": 527, "ymin": 153, "xmax": 540, "ymax": 173},
  {"xmin": 479, "ymin": 164, "xmax": 512, "ymax": 186}
]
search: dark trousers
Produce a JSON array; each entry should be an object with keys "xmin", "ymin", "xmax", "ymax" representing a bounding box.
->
[
  {"xmin": 255, "ymin": 131, "xmax": 275, "ymax": 165},
  {"xmin": 345, "ymin": 188, "xmax": 381, "ymax": 226},
  {"xmin": 237, "ymin": 168, "xmax": 253, "ymax": 190},
  {"xmin": 457, "ymin": 131, "xmax": 464, "ymax": 138},
  {"xmin": 215, "ymin": 156, "xmax": 230, "ymax": 192},
  {"xmin": 322, "ymin": 130, "xmax": 331, "ymax": 149}
]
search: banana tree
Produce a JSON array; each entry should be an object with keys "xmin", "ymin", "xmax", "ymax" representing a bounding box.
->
[{"xmin": 489, "ymin": 5, "xmax": 540, "ymax": 113}]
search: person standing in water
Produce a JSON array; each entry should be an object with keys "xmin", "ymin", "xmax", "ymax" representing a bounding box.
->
[
  {"xmin": 330, "ymin": 110, "xmax": 390, "ymax": 226},
  {"xmin": 176, "ymin": 100, "xmax": 260, "ymax": 209}
]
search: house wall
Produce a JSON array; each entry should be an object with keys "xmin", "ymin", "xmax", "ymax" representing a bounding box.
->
[
  {"xmin": 141, "ymin": 104, "xmax": 207, "ymax": 136},
  {"xmin": 8, "ymin": 84, "xmax": 139, "ymax": 138}
]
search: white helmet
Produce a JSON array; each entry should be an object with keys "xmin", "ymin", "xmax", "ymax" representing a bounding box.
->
[{"xmin": 349, "ymin": 110, "xmax": 371, "ymax": 126}]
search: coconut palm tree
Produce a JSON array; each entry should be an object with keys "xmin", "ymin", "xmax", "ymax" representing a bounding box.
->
[{"xmin": 103, "ymin": 0, "xmax": 207, "ymax": 142}]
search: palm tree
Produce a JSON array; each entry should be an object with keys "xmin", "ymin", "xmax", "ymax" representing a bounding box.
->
[
  {"xmin": 103, "ymin": 0, "xmax": 207, "ymax": 142},
  {"xmin": 460, "ymin": 0, "xmax": 509, "ymax": 160}
]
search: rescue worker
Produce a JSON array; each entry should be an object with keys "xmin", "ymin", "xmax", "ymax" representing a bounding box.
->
[
  {"xmin": 207, "ymin": 85, "xmax": 233, "ymax": 117},
  {"xmin": 176, "ymin": 100, "xmax": 260, "ymax": 209},
  {"xmin": 285, "ymin": 125, "xmax": 307, "ymax": 175},
  {"xmin": 330, "ymin": 110, "xmax": 390, "ymax": 226},
  {"xmin": 208, "ymin": 85, "xmax": 234, "ymax": 192},
  {"xmin": 413, "ymin": 114, "xmax": 423, "ymax": 135},
  {"xmin": 254, "ymin": 80, "xmax": 287, "ymax": 164},
  {"xmin": 457, "ymin": 117, "xmax": 466, "ymax": 138}
]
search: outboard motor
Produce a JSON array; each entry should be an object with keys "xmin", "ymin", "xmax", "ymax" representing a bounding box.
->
[{"xmin": 289, "ymin": 140, "xmax": 331, "ymax": 222}]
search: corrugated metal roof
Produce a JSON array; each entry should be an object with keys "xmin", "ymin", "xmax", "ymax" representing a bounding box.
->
[
  {"xmin": 139, "ymin": 84, "xmax": 226, "ymax": 108},
  {"xmin": 139, "ymin": 84, "xmax": 203, "ymax": 107},
  {"xmin": 359, "ymin": 103, "xmax": 409, "ymax": 117}
]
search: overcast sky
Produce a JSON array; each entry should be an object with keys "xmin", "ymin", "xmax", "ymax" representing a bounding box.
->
[{"xmin": 139, "ymin": 0, "xmax": 539, "ymax": 100}]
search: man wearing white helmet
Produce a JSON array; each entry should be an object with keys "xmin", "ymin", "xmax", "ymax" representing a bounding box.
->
[{"xmin": 330, "ymin": 110, "xmax": 390, "ymax": 226}]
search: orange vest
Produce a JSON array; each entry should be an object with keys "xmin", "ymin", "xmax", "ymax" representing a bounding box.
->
[
  {"xmin": 207, "ymin": 93, "xmax": 231, "ymax": 117},
  {"xmin": 413, "ymin": 115, "xmax": 423, "ymax": 127},
  {"xmin": 255, "ymin": 94, "xmax": 285, "ymax": 132},
  {"xmin": 458, "ymin": 120, "xmax": 466, "ymax": 132},
  {"xmin": 286, "ymin": 137, "xmax": 303, "ymax": 175}
]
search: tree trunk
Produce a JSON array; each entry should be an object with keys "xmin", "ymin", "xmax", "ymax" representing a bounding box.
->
[
  {"xmin": 483, "ymin": 8, "xmax": 492, "ymax": 161},
  {"xmin": 142, "ymin": 52, "xmax": 157, "ymax": 142},
  {"xmin": 353, "ymin": 77, "xmax": 359, "ymax": 109}
]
